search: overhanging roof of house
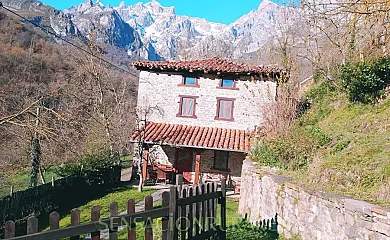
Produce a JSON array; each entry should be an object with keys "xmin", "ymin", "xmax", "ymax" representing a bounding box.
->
[
  {"xmin": 130, "ymin": 122, "xmax": 251, "ymax": 152},
  {"xmin": 132, "ymin": 57, "xmax": 283, "ymax": 77}
]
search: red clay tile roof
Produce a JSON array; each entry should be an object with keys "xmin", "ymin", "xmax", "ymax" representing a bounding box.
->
[
  {"xmin": 133, "ymin": 57, "xmax": 283, "ymax": 76},
  {"xmin": 130, "ymin": 122, "xmax": 251, "ymax": 152}
]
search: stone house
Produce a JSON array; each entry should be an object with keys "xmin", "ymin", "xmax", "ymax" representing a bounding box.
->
[{"xmin": 130, "ymin": 57, "xmax": 283, "ymax": 185}]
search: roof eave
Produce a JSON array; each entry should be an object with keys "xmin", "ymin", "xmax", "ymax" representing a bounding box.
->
[
  {"xmin": 129, "ymin": 139, "xmax": 248, "ymax": 153},
  {"xmin": 133, "ymin": 67, "xmax": 281, "ymax": 80}
]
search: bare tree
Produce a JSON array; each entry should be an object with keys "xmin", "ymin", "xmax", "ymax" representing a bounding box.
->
[
  {"xmin": 68, "ymin": 36, "xmax": 138, "ymax": 155},
  {"xmin": 132, "ymin": 104, "xmax": 164, "ymax": 192},
  {"xmin": 303, "ymin": 0, "xmax": 390, "ymax": 63}
]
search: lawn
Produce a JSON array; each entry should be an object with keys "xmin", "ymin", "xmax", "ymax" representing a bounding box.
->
[
  {"xmin": 0, "ymin": 169, "xmax": 59, "ymax": 197},
  {"xmin": 225, "ymin": 197, "xmax": 240, "ymax": 226},
  {"xmin": 0, "ymin": 154, "xmax": 133, "ymax": 198},
  {"xmin": 116, "ymin": 196, "xmax": 298, "ymax": 240},
  {"xmin": 120, "ymin": 155, "xmax": 133, "ymax": 169},
  {"xmin": 54, "ymin": 186, "xmax": 155, "ymax": 229},
  {"xmin": 117, "ymin": 196, "xmax": 241, "ymax": 240}
]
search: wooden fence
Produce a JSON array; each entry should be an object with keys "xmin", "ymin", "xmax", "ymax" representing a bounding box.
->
[{"xmin": 2, "ymin": 181, "xmax": 227, "ymax": 240}]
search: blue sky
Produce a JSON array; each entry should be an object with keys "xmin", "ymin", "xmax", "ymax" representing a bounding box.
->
[{"xmin": 40, "ymin": 0, "xmax": 292, "ymax": 24}]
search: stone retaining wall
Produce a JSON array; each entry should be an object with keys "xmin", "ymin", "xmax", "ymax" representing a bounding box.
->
[{"xmin": 238, "ymin": 158, "xmax": 390, "ymax": 240}]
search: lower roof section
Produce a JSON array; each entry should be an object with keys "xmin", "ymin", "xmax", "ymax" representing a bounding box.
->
[{"xmin": 129, "ymin": 122, "xmax": 250, "ymax": 152}]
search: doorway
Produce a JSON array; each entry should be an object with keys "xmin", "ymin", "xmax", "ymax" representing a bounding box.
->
[{"xmin": 175, "ymin": 148, "xmax": 193, "ymax": 183}]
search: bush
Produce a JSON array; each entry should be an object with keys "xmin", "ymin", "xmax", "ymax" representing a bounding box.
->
[
  {"xmin": 227, "ymin": 218, "xmax": 279, "ymax": 240},
  {"xmin": 341, "ymin": 58, "xmax": 390, "ymax": 103},
  {"xmin": 251, "ymin": 127, "xmax": 316, "ymax": 170},
  {"xmin": 304, "ymin": 125, "xmax": 331, "ymax": 147},
  {"xmin": 304, "ymin": 81, "xmax": 335, "ymax": 104},
  {"xmin": 332, "ymin": 139, "xmax": 351, "ymax": 153},
  {"xmin": 250, "ymin": 140, "xmax": 279, "ymax": 167},
  {"xmin": 55, "ymin": 150, "xmax": 120, "ymax": 177}
]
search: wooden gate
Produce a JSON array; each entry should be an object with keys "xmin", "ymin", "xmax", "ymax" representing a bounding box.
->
[{"xmin": 2, "ymin": 181, "xmax": 226, "ymax": 240}]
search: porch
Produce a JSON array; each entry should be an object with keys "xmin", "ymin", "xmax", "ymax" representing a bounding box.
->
[{"xmin": 130, "ymin": 122, "xmax": 250, "ymax": 189}]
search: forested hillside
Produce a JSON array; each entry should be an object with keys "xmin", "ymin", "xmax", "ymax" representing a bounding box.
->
[{"xmin": 0, "ymin": 11, "xmax": 138, "ymax": 177}]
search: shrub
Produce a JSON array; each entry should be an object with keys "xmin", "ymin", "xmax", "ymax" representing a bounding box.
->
[
  {"xmin": 304, "ymin": 81, "xmax": 335, "ymax": 104},
  {"xmin": 341, "ymin": 58, "xmax": 390, "ymax": 103},
  {"xmin": 270, "ymin": 133, "xmax": 312, "ymax": 170},
  {"xmin": 332, "ymin": 140, "xmax": 351, "ymax": 153},
  {"xmin": 300, "ymin": 81, "xmax": 334, "ymax": 125},
  {"xmin": 304, "ymin": 126, "xmax": 331, "ymax": 147},
  {"xmin": 55, "ymin": 150, "xmax": 120, "ymax": 177},
  {"xmin": 251, "ymin": 127, "xmax": 316, "ymax": 170},
  {"xmin": 227, "ymin": 218, "xmax": 278, "ymax": 240},
  {"xmin": 250, "ymin": 140, "xmax": 279, "ymax": 167},
  {"xmin": 261, "ymin": 83, "xmax": 299, "ymax": 137}
]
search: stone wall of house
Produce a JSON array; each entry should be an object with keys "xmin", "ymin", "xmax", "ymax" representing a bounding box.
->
[
  {"xmin": 198, "ymin": 150, "xmax": 243, "ymax": 178},
  {"xmin": 137, "ymin": 71, "xmax": 277, "ymax": 130},
  {"xmin": 239, "ymin": 158, "xmax": 390, "ymax": 240},
  {"xmin": 159, "ymin": 146, "xmax": 244, "ymax": 182}
]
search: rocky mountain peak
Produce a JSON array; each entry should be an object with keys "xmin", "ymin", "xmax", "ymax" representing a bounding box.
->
[
  {"xmin": 118, "ymin": 1, "xmax": 125, "ymax": 9},
  {"xmin": 258, "ymin": 0, "xmax": 278, "ymax": 10},
  {"xmin": 4, "ymin": 0, "xmax": 297, "ymax": 62},
  {"xmin": 143, "ymin": 0, "xmax": 175, "ymax": 16}
]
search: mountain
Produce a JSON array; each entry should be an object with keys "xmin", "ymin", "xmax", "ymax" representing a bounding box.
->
[
  {"xmin": 112, "ymin": 0, "xmax": 293, "ymax": 61},
  {"xmin": 114, "ymin": 0, "xmax": 226, "ymax": 60},
  {"xmin": 2, "ymin": 0, "xmax": 80, "ymax": 37},
  {"xmin": 1, "ymin": 0, "xmax": 297, "ymax": 63},
  {"xmin": 64, "ymin": 0, "xmax": 141, "ymax": 50},
  {"xmin": 189, "ymin": 0, "xmax": 303, "ymax": 63}
]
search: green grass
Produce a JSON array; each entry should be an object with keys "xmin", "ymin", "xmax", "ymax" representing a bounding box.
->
[
  {"xmin": 54, "ymin": 186, "xmax": 155, "ymax": 229},
  {"xmin": 225, "ymin": 198, "xmax": 240, "ymax": 226},
  {"xmin": 120, "ymin": 155, "xmax": 133, "ymax": 168},
  {"xmin": 272, "ymin": 80, "xmax": 390, "ymax": 207},
  {"xmin": 117, "ymin": 196, "xmax": 240, "ymax": 240},
  {"xmin": 224, "ymin": 198, "xmax": 298, "ymax": 240},
  {"xmin": 117, "ymin": 197, "xmax": 294, "ymax": 240},
  {"xmin": 0, "ymin": 169, "xmax": 59, "ymax": 197}
]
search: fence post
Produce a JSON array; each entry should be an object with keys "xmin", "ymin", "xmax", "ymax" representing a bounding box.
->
[
  {"xmin": 180, "ymin": 188, "xmax": 187, "ymax": 240},
  {"xmin": 50, "ymin": 212, "xmax": 60, "ymax": 230},
  {"xmin": 27, "ymin": 216, "xmax": 38, "ymax": 235},
  {"xmin": 188, "ymin": 187, "xmax": 194, "ymax": 238},
  {"xmin": 201, "ymin": 184, "xmax": 206, "ymax": 233},
  {"xmin": 168, "ymin": 186, "xmax": 178, "ymax": 240},
  {"xmin": 109, "ymin": 202, "xmax": 118, "ymax": 240},
  {"xmin": 51, "ymin": 176, "xmax": 55, "ymax": 187},
  {"xmin": 176, "ymin": 174, "xmax": 183, "ymax": 188},
  {"xmin": 50, "ymin": 211, "xmax": 60, "ymax": 240},
  {"xmin": 127, "ymin": 199, "xmax": 136, "ymax": 240},
  {"xmin": 213, "ymin": 183, "xmax": 217, "ymax": 227},
  {"xmin": 194, "ymin": 185, "xmax": 200, "ymax": 235},
  {"xmin": 211, "ymin": 183, "xmax": 216, "ymax": 229},
  {"xmin": 4, "ymin": 220, "xmax": 15, "ymax": 238},
  {"xmin": 70, "ymin": 208, "xmax": 80, "ymax": 240},
  {"xmin": 9, "ymin": 186, "xmax": 13, "ymax": 197},
  {"xmin": 207, "ymin": 184, "xmax": 212, "ymax": 232},
  {"xmin": 162, "ymin": 192, "xmax": 170, "ymax": 240},
  {"xmin": 91, "ymin": 205, "xmax": 101, "ymax": 240},
  {"xmin": 220, "ymin": 179, "xmax": 227, "ymax": 240},
  {"xmin": 144, "ymin": 195, "xmax": 153, "ymax": 240}
]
